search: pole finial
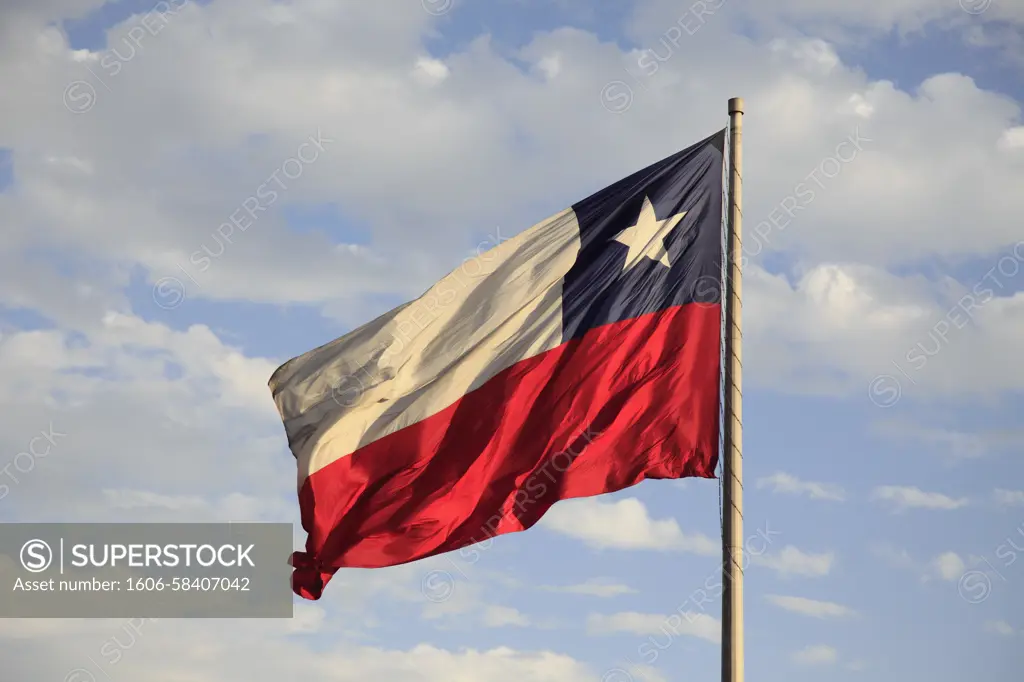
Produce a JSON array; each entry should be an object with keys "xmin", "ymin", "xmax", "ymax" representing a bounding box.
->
[{"xmin": 728, "ymin": 97, "xmax": 744, "ymax": 115}]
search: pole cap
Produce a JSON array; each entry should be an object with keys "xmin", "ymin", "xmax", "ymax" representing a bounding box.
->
[{"xmin": 728, "ymin": 97, "xmax": 744, "ymax": 114}]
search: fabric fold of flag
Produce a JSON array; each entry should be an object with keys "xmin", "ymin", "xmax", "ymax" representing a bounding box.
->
[{"xmin": 269, "ymin": 129, "xmax": 727, "ymax": 600}]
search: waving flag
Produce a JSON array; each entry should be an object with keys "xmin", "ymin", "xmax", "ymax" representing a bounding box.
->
[{"xmin": 270, "ymin": 130, "xmax": 727, "ymax": 599}]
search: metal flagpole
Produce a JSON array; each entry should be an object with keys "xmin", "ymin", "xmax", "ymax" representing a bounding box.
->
[{"xmin": 722, "ymin": 96, "xmax": 745, "ymax": 682}]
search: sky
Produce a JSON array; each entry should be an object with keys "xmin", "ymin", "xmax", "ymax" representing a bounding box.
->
[{"xmin": 1, "ymin": 0, "xmax": 1023, "ymax": 680}]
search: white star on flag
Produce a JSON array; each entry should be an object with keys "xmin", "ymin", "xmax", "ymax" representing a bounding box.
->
[{"xmin": 613, "ymin": 195, "xmax": 687, "ymax": 271}]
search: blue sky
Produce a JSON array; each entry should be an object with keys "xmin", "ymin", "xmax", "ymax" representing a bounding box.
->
[{"xmin": 1, "ymin": 0, "xmax": 1023, "ymax": 680}]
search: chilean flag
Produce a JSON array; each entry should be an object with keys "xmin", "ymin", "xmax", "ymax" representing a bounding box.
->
[{"xmin": 270, "ymin": 130, "xmax": 727, "ymax": 599}]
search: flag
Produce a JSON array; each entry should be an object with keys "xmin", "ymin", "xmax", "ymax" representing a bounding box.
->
[{"xmin": 270, "ymin": 130, "xmax": 727, "ymax": 599}]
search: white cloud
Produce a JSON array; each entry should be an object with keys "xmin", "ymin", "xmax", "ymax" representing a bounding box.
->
[
  {"xmin": 0, "ymin": 318, "xmax": 288, "ymax": 525},
  {"xmin": 792, "ymin": 644, "xmax": 838, "ymax": 666},
  {"xmin": 765, "ymin": 595, "xmax": 856, "ymax": 618},
  {"xmin": 756, "ymin": 472, "xmax": 846, "ymax": 501},
  {"xmin": 768, "ymin": 38, "xmax": 839, "ymax": 74},
  {"xmin": 540, "ymin": 579, "xmax": 636, "ymax": 597},
  {"xmin": 871, "ymin": 486, "xmax": 969, "ymax": 511},
  {"xmin": 101, "ymin": 489, "xmax": 294, "ymax": 522},
  {"xmin": 965, "ymin": 23, "xmax": 1024, "ymax": 70},
  {"xmin": 542, "ymin": 498, "xmax": 717, "ymax": 554},
  {"xmin": 745, "ymin": 260, "xmax": 1024, "ymax": 399},
  {"xmin": 723, "ymin": 0, "xmax": 1024, "ymax": 37},
  {"xmin": 871, "ymin": 544, "xmax": 917, "ymax": 571},
  {"xmin": 0, "ymin": 0, "xmax": 1022, "ymax": 405},
  {"xmin": 0, "ymin": 617, "xmax": 603, "ymax": 682},
  {"xmin": 412, "ymin": 56, "xmax": 450, "ymax": 85},
  {"xmin": 984, "ymin": 620, "xmax": 1016, "ymax": 636},
  {"xmin": 586, "ymin": 611, "xmax": 721, "ymax": 643},
  {"xmin": 993, "ymin": 489, "xmax": 1024, "ymax": 507},
  {"xmin": 931, "ymin": 552, "xmax": 966, "ymax": 581},
  {"xmin": 622, "ymin": 665, "xmax": 668, "ymax": 682},
  {"xmin": 421, "ymin": 580, "xmax": 488, "ymax": 621},
  {"xmin": 414, "ymin": 565, "xmax": 549, "ymax": 631},
  {"xmin": 287, "ymin": 604, "xmax": 327, "ymax": 635},
  {"xmin": 870, "ymin": 420, "xmax": 1009, "ymax": 461},
  {"xmin": 753, "ymin": 546, "xmax": 834, "ymax": 577},
  {"xmin": 1000, "ymin": 127, "xmax": 1024, "ymax": 150},
  {"xmin": 873, "ymin": 546, "xmax": 987, "ymax": 586},
  {"xmin": 482, "ymin": 606, "xmax": 531, "ymax": 628},
  {"xmin": 536, "ymin": 53, "xmax": 562, "ymax": 79}
]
